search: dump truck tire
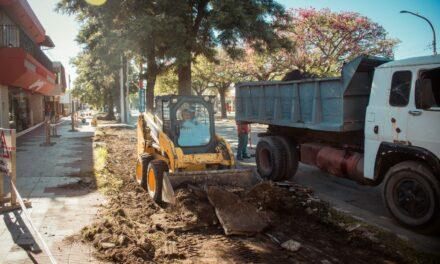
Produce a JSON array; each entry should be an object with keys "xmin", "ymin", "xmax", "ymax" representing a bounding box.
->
[
  {"xmin": 383, "ymin": 161, "xmax": 440, "ymax": 234},
  {"xmin": 256, "ymin": 137, "xmax": 286, "ymax": 181},
  {"xmin": 135, "ymin": 154, "xmax": 154, "ymax": 189},
  {"xmin": 274, "ymin": 136, "xmax": 299, "ymax": 180},
  {"xmin": 146, "ymin": 160, "xmax": 168, "ymax": 203}
]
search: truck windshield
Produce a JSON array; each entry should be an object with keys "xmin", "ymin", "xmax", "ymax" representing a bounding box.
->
[{"xmin": 176, "ymin": 102, "xmax": 211, "ymax": 147}]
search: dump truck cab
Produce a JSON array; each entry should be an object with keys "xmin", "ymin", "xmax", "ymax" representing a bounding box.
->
[
  {"xmin": 364, "ymin": 56, "xmax": 440, "ymax": 232},
  {"xmin": 365, "ymin": 55, "xmax": 440, "ymax": 181}
]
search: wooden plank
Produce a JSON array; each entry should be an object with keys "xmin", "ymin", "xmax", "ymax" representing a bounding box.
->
[
  {"xmin": 0, "ymin": 200, "xmax": 31, "ymax": 214},
  {"xmin": 0, "ymin": 170, "xmax": 3, "ymax": 206},
  {"xmin": 10, "ymin": 129, "xmax": 16, "ymax": 206}
]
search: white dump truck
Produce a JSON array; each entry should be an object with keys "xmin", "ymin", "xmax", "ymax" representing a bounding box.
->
[{"xmin": 236, "ymin": 55, "xmax": 440, "ymax": 233}]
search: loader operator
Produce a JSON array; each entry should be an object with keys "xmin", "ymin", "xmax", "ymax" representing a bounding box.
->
[{"xmin": 178, "ymin": 107, "xmax": 210, "ymax": 147}]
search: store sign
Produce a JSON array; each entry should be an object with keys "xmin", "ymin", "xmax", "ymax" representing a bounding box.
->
[
  {"xmin": 0, "ymin": 129, "xmax": 15, "ymax": 174},
  {"xmin": 29, "ymin": 79, "xmax": 45, "ymax": 92}
]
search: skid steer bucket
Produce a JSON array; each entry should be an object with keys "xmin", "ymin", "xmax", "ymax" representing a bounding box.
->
[{"xmin": 161, "ymin": 169, "xmax": 256, "ymax": 204}]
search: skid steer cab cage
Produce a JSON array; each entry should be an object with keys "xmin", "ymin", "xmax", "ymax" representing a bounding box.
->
[
  {"xmin": 136, "ymin": 95, "xmax": 254, "ymax": 204},
  {"xmin": 154, "ymin": 95, "xmax": 217, "ymax": 154}
]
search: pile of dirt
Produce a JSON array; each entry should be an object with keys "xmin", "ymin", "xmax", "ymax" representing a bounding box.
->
[
  {"xmin": 78, "ymin": 127, "xmax": 435, "ymax": 264},
  {"xmin": 81, "ymin": 210, "xmax": 154, "ymax": 263}
]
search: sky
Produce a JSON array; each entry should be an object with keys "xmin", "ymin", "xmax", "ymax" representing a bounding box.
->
[{"xmin": 28, "ymin": 0, "xmax": 440, "ymax": 84}]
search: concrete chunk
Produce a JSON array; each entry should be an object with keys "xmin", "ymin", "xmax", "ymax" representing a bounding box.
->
[
  {"xmin": 207, "ymin": 186, "xmax": 268, "ymax": 236},
  {"xmin": 281, "ymin": 240, "xmax": 301, "ymax": 252}
]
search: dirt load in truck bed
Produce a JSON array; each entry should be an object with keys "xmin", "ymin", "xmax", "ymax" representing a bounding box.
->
[{"xmin": 69, "ymin": 126, "xmax": 437, "ymax": 264}]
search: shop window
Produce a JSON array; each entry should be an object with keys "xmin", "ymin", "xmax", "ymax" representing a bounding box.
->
[{"xmin": 9, "ymin": 88, "xmax": 31, "ymax": 132}]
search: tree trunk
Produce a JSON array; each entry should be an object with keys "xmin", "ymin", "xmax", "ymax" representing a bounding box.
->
[
  {"xmin": 146, "ymin": 52, "xmax": 157, "ymax": 111},
  {"xmin": 114, "ymin": 74, "xmax": 121, "ymax": 114},
  {"xmin": 219, "ymin": 87, "xmax": 227, "ymax": 119},
  {"xmin": 146, "ymin": 74, "xmax": 156, "ymax": 111},
  {"xmin": 106, "ymin": 92, "xmax": 115, "ymax": 120},
  {"xmin": 177, "ymin": 57, "xmax": 192, "ymax": 95}
]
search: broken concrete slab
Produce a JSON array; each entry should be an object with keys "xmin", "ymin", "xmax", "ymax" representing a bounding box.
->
[
  {"xmin": 206, "ymin": 186, "xmax": 268, "ymax": 236},
  {"xmin": 281, "ymin": 240, "xmax": 301, "ymax": 252}
]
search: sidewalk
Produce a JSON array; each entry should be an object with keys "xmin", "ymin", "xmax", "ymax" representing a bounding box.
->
[{"xmin": 0, "ymin": 119, "xmax": 105, "ymax": 263}]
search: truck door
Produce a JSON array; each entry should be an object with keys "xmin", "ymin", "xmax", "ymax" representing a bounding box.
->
[
  {"xmin": 406, "ymin": 67, "xmax": 440, "ymax": 155},
  {"xmin": 364, "ymin": 69, "xmax": 413, "ymax": 179},
  {"xmin": 386, "ymin": 70, "xmax": 413, "ymax": 144}
]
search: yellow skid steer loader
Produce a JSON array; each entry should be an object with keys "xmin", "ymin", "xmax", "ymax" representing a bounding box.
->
[{"xmin": 135, "ymin": 95, "xmax": 254, "ymax": 203}]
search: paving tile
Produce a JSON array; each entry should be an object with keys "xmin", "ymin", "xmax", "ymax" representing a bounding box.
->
[
  {"xmin": 3, "ymin": 250, "xmax": 30, "ymax": 262},
  {"xmin": 0, "ymin": 121, "xmax": 105, "ymax": 263}
]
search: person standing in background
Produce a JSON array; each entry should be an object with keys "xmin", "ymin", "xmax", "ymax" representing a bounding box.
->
[{"xmin": 236, "ymin": 121, "xmax": 251, "ymax": 160}]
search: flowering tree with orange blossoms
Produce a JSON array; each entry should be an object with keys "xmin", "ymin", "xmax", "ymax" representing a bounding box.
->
[
  {"xmin": 235, "ymin": 45, "xmax": 295, "ymax": 81},
  {"xmin": 279, "ymin": 8, "xmax": 399, "ymax": 77}
]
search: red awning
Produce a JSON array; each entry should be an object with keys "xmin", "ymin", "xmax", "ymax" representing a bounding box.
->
[{"xmin": 0, "ymin": 48, "xmax": 56, "ymax": 95}]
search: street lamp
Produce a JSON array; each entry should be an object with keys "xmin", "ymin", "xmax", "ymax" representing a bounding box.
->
[{"xmin": 400, "ymin": 10, "xmax": 437, "ymax": 55}]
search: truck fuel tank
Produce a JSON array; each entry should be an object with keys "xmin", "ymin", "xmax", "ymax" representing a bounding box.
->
[{"xmin": 301, "ymin": 143, "xmax": 369, "ymax": 185}]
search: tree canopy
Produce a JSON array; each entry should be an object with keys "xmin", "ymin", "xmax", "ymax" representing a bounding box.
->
[
  {"xmin": 59, "ymin": 2, "xmax": 399, "ymax": 119},
  {"xmin": 280, "ymin": 8, "xmax": 399, "ymax": 76},
  {"xmin": 158, "ymin": 0, "xmax": 290, "ymax": 95}
]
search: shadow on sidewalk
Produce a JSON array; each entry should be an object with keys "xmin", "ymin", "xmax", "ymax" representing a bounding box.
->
[
  {"xmin": 14, "ymin": 121, "xmax": 99, "ymax": 199},
  {"xmin": 3, "ymin": 210, "xmax": 41, "ymax": 262}
]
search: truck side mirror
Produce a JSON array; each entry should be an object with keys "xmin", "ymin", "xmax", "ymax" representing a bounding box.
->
[{"xmin": 415, "ymin": 79, "xmax": 435, "ymax": 110}]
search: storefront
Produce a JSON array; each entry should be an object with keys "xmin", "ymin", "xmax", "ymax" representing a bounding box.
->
[{"xmin": 8, "ymin": 87, "xmax": 31, "ymax": 132}]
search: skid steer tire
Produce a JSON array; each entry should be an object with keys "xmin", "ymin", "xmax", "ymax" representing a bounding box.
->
[
  {"xmin": 146, "ymin": 160, "xmax": 168, "ymax": 203},
  {"xmin": 274, "ymin": 136, "xmax": 299, "ymax": 180},
  {"xmin": 256, "ymin": 136, "xmax": 286, "ymax": 181},
  {"xmin": 383, "ymin": 161, "xmax": 440, "ymax": 234},
  {"xmin": 135, "ymin": 154, "xmax": 154, "ymax": 189}
]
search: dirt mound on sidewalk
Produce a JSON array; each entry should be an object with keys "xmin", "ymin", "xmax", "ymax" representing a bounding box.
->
[{"xmin": 80, "ymin": 181, "xmax": 159, "ymax": 263}]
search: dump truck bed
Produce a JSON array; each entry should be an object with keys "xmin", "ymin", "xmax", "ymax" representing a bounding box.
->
[{"xmin": 235, "ymin": 56, "xmax": 390, "ymax": 132}]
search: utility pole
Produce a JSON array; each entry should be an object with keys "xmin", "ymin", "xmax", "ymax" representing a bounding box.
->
[
  {"xmin": 400, "ymin": 10, "xmax": 437, "ymax": 55},
  {"xmin": 125, "ymin": 57, "xmax": 130, "ymax": 123},
  {"xmin": 69, "ymin": 75, "xmax": 75, "ymax": 132}
]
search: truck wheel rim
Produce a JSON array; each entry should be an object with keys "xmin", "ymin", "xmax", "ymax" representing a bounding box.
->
[
  {"xmin": 147, "ymin": 169, "xmax": 156, "ymax": 196},
  {"xmin": 259, "ymin": 148, "xmax": 272, "ymax": 173},
  {"xmin": 394, "ymin": 178, "xmax": 431, "ymax": 219},
  {"xmin": 135, "ymin": 161, "xmax": 142, "ymax": 184}
]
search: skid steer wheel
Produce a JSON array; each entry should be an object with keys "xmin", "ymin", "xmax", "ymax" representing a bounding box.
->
[
  {"xmin": 146, "ymin": 160, "xmax": 168, "ymax": 203},
  {"xmin": 135, "ymin": 154, "xmax": 154, "ymax": 189},
  {"xmin": 274, "ymin": 136, "xmax": 299, "ymax": 180},
  {"xmin": 256, "ymin": 136, "xmax": 286, "ymax": 181},
  {"xmin": 383, "ymin": 161, "xmax": 440, "ymax": 234}
]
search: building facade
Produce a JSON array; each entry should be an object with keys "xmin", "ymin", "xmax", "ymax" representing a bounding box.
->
[{"xmin": 0, "ymin": 0, "xmax": 66, "ymax": 132}]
